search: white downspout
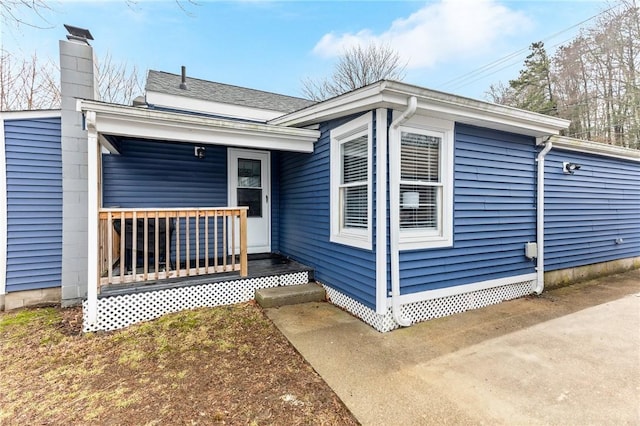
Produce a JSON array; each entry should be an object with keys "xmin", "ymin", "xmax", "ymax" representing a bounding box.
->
[
  {"xmin": 535, "ymin": 139, "xmax": 552, "ymax": 294},
  {"xmin": 389, "ymin": 96, "xmax": 417, "ymax": 327}
]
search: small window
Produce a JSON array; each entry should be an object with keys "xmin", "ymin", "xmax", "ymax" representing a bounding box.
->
[
  {"xmin": 330, "ymin": 112, "xmax": 373, "ymax": 249},
  {"xmin": 400, "ymin": 131, "xmax": 441, "ymax": 231},
  {"xmin": 394, "ymin": 115, "xmax": 453, "ymax": 250},
  {"xmin": 237, "ymin": 158, "xmax": 262, "ymax": 217}
]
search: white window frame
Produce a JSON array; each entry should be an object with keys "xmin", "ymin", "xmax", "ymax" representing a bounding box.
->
[
  {"xmin": 330, "ymin": 112, "xmax": 373, "ymax": 250},
  {"xmin": 391, "ymin": 113, "xmax": 454, "ymax": 250}
]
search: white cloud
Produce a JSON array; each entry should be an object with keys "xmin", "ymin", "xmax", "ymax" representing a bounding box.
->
[{"xmin": 312, "ymin": 0, "xmax": 532, "ymax": 69}]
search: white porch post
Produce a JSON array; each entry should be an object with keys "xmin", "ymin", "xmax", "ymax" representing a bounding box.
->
[{"xmin": 86, "ymin": 110, "xmax": 99, "ymax": 325}]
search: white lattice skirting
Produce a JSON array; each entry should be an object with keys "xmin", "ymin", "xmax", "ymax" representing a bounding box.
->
[
  {"xmin": 323, "ymin": 277, "xmax": 536, "ymax": 333},
  {"xmin": 83, "ymin": 272, "xmax": 309, "ymax": 332}
]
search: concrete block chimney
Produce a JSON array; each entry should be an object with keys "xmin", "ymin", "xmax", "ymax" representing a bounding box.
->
[{"xmin": 59, "ymin": 26, "xmax": 98, "ymax": 305}]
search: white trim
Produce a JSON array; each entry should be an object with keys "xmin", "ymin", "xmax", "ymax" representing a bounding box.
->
[
  {"xmin": 77, "ymin": 100, "xmax": 319, "ymax": 153},
  {"xmin": 393, "ymin": 273, "xmax": 537, "ymax": 305},
  {"xmin": 324, "ymin": 273, "xmax": 536, "ymax": 333},
  {"xmin": 0, "ymin": 110, "xmax": 61, "ymax": 120},
  {"xmin": 83, "ymin": 271, "xmax": 309, "ymax": 332},
  {"xmin": 329, "ymin": 112, "xmax": 373, "ymax": 250},
  {"xmin": 390, "ymin": 113, "xmax": 454, "ymax": 250},
  {"xmin": 228, "ymin": 148, "xmax": 271, "ymax": 254},
  {"xmin": 146, "ymin": 91, "xmax": 284, "ymax": 122},
  {"xmin": 549, "ymin": 135, "xmax": 640, "ymax": 162},
  {"xmin": 86, "ymin": 111, "xmax": 99, "ymax": 326},
  {"xmin": 0, "ymin": 117, "xmax": 7, "ymax": 297},
  {"xmin": 271, "ymin": 80, "xmax": 569, "ymax": 137},
  {"xmin": 375, "ymin": 108, "xmax": 388, "ymax": 314}
]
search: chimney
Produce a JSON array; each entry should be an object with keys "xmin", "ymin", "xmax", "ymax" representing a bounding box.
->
[
  {"xmin": 180, "ymin": 65, "xmax": 188, "ymax": 90},
  {"xmin": 63, "ymin": 24, "xmax": 94, "ymax": 45},
  {"xmin": 59, "ymin": 25, "xmax": 99, "ymax": 304}
]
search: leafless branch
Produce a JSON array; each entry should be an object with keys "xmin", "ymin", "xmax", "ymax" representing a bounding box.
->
[
  {"xmin": 0, "ymin": 0, "xmax": 54, "ymax": 29},
  {"xmin": 302, "ymin": 43, "xmax": 406, "ymax": 101}
]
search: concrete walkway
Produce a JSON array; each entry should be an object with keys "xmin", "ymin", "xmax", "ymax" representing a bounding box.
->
[{"xmin": 266, "ymin": 269, "xmax": 640, "ymax": 425}]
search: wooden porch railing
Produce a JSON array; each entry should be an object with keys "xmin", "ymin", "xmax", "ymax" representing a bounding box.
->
[{"xmin": 98, "ymin": 207, "xmax": 248, "ymax": 291}]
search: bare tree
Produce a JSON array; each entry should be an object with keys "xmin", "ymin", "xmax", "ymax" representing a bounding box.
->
[
  {"xmin": 97, "ymin": 52, "xmax": 144, "ymax": 105},
  {"xmin": 302, "ymin": 43, "xmax": 406, "ymax": 101},
  {"xmin": 0, "ymin": 0, "xmax": 52, "ymax": 28},
  {"xmin": 485, "ymin": 81, "xmax": 516, "ymax": 105},
  {"xmin": 0, "ymin": 49, "xmax": 144, "ymax": 111},
  {"xmin": 0, "ymin": 50, "xmax": 60, "ymax": 110},
  {"xmin": 489, "ymin": 0, "xmax": 640, "ymax": 149},
  {"xmin": 1, "ymin": 0, "xmax": 198, "ymax": 27}
]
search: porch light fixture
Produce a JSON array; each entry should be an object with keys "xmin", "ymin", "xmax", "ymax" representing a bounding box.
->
[
  {"xmin": 563, "ymin": 162, "xmax": 581, "ymax": 174},
  {"xmin": 194, "ymin": 146, "xmax": 206, "ymax": 159}
]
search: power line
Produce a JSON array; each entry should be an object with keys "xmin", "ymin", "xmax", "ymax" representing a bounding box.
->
[{"xmin": 436, "ymin": 3, "xmax": 621, "ymax": 93}]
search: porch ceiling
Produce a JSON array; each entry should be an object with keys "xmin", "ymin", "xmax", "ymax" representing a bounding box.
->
[{"xmin": 78, "ymin": 99, "xmax": 320, "ymax": 153}]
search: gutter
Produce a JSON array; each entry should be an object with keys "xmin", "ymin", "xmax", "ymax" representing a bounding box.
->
[
  {"xmin": 535, "ymin": 139, "xmax": 553, "ymax": 294},
  {"xmin": 389, "ymin": 96, "xmax": 417, "ymax": 327}
]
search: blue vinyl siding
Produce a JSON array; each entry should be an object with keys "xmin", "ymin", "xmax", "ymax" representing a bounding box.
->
[
  {"xmin": 103, "ymin": 139, "xmax": 229, "ymax": 263},
  {"xmin": 4, "ymin": 117, "xmax": 62, "ymax": 292},
  {"xmin": 399, "ymin": 124, "xmax": 537, "ymax": 294},
  {"xmin": 544, "ymin": 150, "xmax": 640, "ymax": 270},
  {"xmin": 102, "ymin": 138, "xmax": 228, "ymax": 208},
  {"xmin": 102, "ymin": 139, "xmax": 281, "ymax": 261},
  {"xmin": 278, "ymin": 113, "xmax": 378, "ymax": 308}
]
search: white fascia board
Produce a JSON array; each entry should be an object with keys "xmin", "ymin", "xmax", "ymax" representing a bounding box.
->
[
  {"xmin": 146, "ymin": 90, "xmax": 284, "ymax": 122},
  {"xmin": 382, "ymin": 82, "xmax": 570, "ymax": 137},
  {"xmin": 78, "ymin": 100, "xmax": 320, "ymax": 153},
  {"xmin": 549, "ymin": 135, "xmax": 640, "ymax": 162},
  {"xmin": 270, "ymin": 83, "xmax": 387, "ymax": 126},
  {"xmin": 0, "ymin": 110, "xmax": 61, "ymax": 120},
  {"xmin": 272, "ymin": 80, "xmax": 570, "ymax": 137}
]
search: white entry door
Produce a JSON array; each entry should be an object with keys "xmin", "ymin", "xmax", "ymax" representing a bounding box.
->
[{"xmin": 228, "ymin": 148, "xmax": 271, "ymax": 254}]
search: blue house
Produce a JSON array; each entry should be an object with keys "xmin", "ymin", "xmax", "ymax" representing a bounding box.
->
[{"xmin": 1, "ymin": 32, "xmax": 639, "ymax": 332}]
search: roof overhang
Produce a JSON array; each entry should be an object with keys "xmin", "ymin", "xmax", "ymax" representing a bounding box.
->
[
  {"xmin": 548, "ymin": 135, "xmax": 640, "ymax": 162},
  {"xmin": 0, "ymin": 110, "xmax": 61, "ymax": 120},
  {"xmin": 146, "ymin": 90, "xmax": 285, "ymax": 122},
  {"xmin": 271, "ymin": 80, "xmax": 570, "ymax": 138},
  {"xmin": 77, "ymin": 99, "xmax": 320, "ymax": 153}
]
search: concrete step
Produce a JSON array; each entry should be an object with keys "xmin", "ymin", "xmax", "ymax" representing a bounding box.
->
[{"xmin": 255, "ymin": 282, "xmax": 326, "ymax": 308}]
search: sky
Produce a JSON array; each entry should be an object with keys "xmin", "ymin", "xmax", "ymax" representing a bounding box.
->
[{"xmin": 1, "ymin": 0, "xmax": 612, "ymax": 102}]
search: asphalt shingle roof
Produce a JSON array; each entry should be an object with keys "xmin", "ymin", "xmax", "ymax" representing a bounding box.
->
[{"xmin": 145, "ymin": 70, "xmax": 316, "ymax": 114}]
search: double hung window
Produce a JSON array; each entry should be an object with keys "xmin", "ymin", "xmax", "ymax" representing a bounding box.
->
[
  {"xmin": 395, "ymin": 116, "xmax": 453, "ymax": 249},
  {"xmin": 330, "ymin": 112, "xmax": 372, "ymax": 249}
]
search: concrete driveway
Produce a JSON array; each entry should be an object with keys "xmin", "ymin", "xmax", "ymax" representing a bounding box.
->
[{"xmin": 266, "ymin": 269, "xmax": 640, "ymax": 425}]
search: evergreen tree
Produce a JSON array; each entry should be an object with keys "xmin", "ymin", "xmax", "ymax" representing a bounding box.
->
[{"xmin": 508, "ymin": 42, "xmax": 557, "ymax": 115}]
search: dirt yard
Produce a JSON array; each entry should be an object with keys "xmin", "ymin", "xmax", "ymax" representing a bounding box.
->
[{"xmin": 0, "ymin": 302, "xmax": 359, "ymax": 425}]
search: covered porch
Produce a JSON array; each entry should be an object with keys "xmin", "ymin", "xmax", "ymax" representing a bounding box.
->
[{"xmin": 79, "ymin": 100, "xmax": 320, "ymax": 331}]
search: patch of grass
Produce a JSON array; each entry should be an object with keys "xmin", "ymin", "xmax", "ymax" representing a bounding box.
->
[
  {"xmin": 117, "ymin": 348, "xmax": 146, "ymax": 368},
  {"xmin": 0, "ymin": 307, "xmax": 59, "ymax": 329},
  {"xmin": 0, "ymin": 307, "xmax": 60, "ymax": 340},
  {"xmin": 0, "ymin": 304, "xmax": 358, "ymax": 425}
]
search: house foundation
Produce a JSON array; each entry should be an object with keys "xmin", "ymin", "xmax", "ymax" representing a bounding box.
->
[
  {"xmin": 3, "ymin": 288, "xmax": 62, "ymax": 311},
  {"xmin": 545, "ymin": 256, "xmax": 640, "ymax": 290}
]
